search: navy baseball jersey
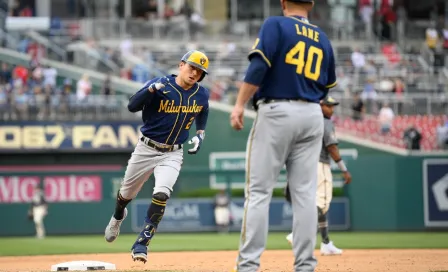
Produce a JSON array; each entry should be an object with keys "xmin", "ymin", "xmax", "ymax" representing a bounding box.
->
[
  {"xmin": 249, "ymin": 16, "xmax": 337, "ymax": 103},
  {"xmin": 128, "ymin": 75, "xmax": 210, "ymax": 145}
]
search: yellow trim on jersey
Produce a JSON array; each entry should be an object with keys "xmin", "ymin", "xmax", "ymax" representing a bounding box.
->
[
  {"xmin": 287, "ymin": 16, "xmax": 318, "ymax": 28},
  {"xmin": 248, "ymin": 49, "xmax": 272, "ymax": 68},
  {"xmin": 240, "ymin": 114, "xmax": 258, "ymax": 245},
  {"xmin": 171, "ymin": 85, "xmax": 200, "ymax": 144},
  {"xmin": 326, "ymin": 81, "xmax": 337, "ymax": 89},
  {"xmin": 164, "ymin": 83, "xmax": 183, "ymax": 145}
]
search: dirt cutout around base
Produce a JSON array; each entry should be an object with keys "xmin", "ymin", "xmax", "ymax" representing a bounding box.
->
[{"xmin": 1, "ymin": 249, "xmax": 448, "ymax": 272}]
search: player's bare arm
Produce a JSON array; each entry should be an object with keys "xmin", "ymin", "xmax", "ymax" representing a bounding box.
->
[
  {"xmin": 326, "ymin": 144, "xmax": 352, "ymax": 184},
  {"xmin": 231, "ymin": 83, "xmax": 259, "ymax": 130},
  {"xmin": 231, "ymin": 52, "xmax": 270, "ymax": 131}
]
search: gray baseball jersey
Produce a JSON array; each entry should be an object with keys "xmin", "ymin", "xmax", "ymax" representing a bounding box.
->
[{"xmin": 319, "ymin": 118, "xmax": 338, "ymax": 164}]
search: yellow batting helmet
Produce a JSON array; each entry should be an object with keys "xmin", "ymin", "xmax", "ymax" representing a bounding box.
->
[{"xmin": 181, "ymin": 50, "xmax": 209, "ymax": 82}]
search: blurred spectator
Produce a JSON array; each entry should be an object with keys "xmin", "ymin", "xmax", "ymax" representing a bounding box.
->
[
  {"xmin": 43, "ymin": 65, "xmax": 58, "ymax": 88},
  {"xmin": 190, "ymin": 11, "xmax": 206, "ymax": 40},
  {"xmin": 0, "ymin": 63, "xmax": 12, "ymax": 84},
  {"xmin": 361, "ymin": 78, "xmax": 377, "ymax": 113},
  {"xmin": 214, "ymin": 189, "xmax": 230, "ymax": 234},
  {"xmin": 9, "ymin": 0, "xmax": 21, "ymax": 16},
  {"xmin": 29, "ymin": 85, "xmax": 46, "ymax": 120},
  {"xmin": 403, "ymin": 125, "xmax": 422, "ymax": 150},
  {"xmin": 378, "ymin": 0, "xmax": 396, "ymax": 41},
  {"xmin": 0, "ymin": 87, "xmax": 8, "ymax": 119},
  {"xmin": 13, "ymin": 86, "xmax": 29, "ymax": 120},
  {"xmin": 120, "ymin": 36, "xmax": 133, "ymax": 58},
  {"xmin": 102, "ymin": 74, "xmax": 114, "ymax": 96},
  {"xmin": 443, "ymin": 23, "xmax": 448, "ymax": 53},
  {"xmin": 436, "ymin": 119, "xmax": 448, "ymax": 150},
  {"xmin": 359, "ymin": 0, "xmax": 373, "ymax": 31},
  {"xmin": 363, "ymin": 60, "xmax": 377, "ymax": 78},
  {"xmin": 392, "ymin": 78, "xmax": 404, "ymax": 114},
  {"xmin": 378, "ymin": 102, "xmax": 394, "ymax": 134},
  {"xmin": 76, "ymin": 74, "xmax": 92, "ymax": 101},
  {"xmin": 13, "ymin": 65, "xmax": 28, "ymax": 87},
  {"xmin": 351, "ymin": 48, "xmax": 366, "ymax": 69},
  {"xmin": 180, "ymin": 0, "xmax": 194, "ymax": 20},
  {"xmin": 351, "ymin": 92, "xmax": 365, "ymax": 121},
  {"xmin": 426, "ymin": 21, "xmax": 439, "ymax": 53}
]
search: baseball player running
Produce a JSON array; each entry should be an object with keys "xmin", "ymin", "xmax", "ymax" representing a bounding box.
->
[
  {"xmin": 104, "ymin": 50, "xmax": 210, "ymax": 264},
  {"xmin": 230, "ymin": 0, "xmax": 337, "ymax": 271},
  {"xmin": 285, "ymin": 95, "xmax": 352, "ymax": 256}
]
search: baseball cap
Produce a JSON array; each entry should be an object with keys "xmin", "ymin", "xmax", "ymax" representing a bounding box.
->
[{"xmin": 321, "ymin": 96, "xmax": 339, "ymax": 106}]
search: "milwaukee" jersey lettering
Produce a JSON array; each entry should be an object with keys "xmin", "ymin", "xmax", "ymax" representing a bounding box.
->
[{"xmin": 158, "ymin": 100, "xmax": 203, "ymax": 113}]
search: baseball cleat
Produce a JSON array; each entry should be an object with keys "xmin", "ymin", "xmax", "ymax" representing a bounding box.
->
[
  {"xmin": 104, "ymin": 208, "xmax": 128, "ymax": 243},
  {"xmin": 131, "ymin": 244, "xmax": 148, "ymax": 263},
  {"xmin": 320, "ymin": 241, "xmax": 343, "ymax": 256},
  {"xmin": 286, "ymin": 232, "xmax": 293, "ymax": 245}
]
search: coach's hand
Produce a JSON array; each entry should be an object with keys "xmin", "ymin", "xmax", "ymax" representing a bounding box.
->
[
  {"xmin": 230, "ymin": 105, "xmax": 244, "ymax": 131},
  {"xmin": 343, "ymin": 171, "xmax": 352, "ymax": 185},
  {"xmin": 148, "ymin": 78, "xmax": 168, "ymax": 93},
  {"xmin": 188, "ymin": 133, "xmax": 204, "ymax": 155}
]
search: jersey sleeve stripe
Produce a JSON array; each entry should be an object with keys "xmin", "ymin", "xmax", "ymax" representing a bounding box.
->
[
  {"xmin": 326, "ymin": 81, "xmax": 337, "ymax": 89},
  {"xmin": 248, "ymin": 49, "xmax": 272, "ymax": 68}
]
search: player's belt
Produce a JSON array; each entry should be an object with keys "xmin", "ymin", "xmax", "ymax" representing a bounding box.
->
[
  {"xmin": 258, "ymin": 98, "xmax": 313, "ymax": 105},
  {"xmin": 140, "ymin": 137, "xmax": 182, "ymax": 152}
]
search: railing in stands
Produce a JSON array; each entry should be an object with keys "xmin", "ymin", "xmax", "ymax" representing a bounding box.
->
[
  {"xmin": 0, "ymin": 94, "xmax": 137, "ymax": 122},
  {"xmin": 330, "ymin": 93, "xmax": 448, "ymax": 117}
]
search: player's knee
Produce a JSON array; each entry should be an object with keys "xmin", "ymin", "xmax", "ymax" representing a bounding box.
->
[
  {"xmin": 153, "ymin": 186, "xmax": 172, "ymax": 199},
  {"xmin": 317, "ymin": 207, "xmax": 327, "ymax": 222},
  {"xmin": 153, "ymin": 192, "xmax": 169, "ymax": 201}
]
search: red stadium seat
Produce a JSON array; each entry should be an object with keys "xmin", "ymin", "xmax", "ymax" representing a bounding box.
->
[{"xmin": 335, "ymin": 114, "xmax": 447, "ymax": 151}]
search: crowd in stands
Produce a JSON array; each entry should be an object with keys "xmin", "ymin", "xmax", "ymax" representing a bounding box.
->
[{"xmin": 0, "ymin": 59, "xmax": 123, "ymax": 121}]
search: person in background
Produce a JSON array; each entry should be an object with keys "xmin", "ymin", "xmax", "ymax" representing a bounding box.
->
[
  {"xmin": 378, "ymin": 102, "xmax": 394, "ymax": 134},
  {"xmin": 436, "ymin": 118, "xmax": 448, "ymax": 150},
  {"xmin": 351, "ymin": 92, "xmax": 365, "ymax": 121},
  {"xmin": 29, "ymin": 184, "xmax": 48, "ymax": 239},
  {"xmin": 403, "ymin": 125, "xmax": 422, "ymax": 151},
  {"xmin": 214, "ymin": 189, "xmax": 230, "ymax": 234}
]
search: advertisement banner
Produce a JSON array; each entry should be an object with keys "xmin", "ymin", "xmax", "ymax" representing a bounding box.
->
[
  {"xmin": 0, "ymin": 121, "xmax": 142, "ymax": 152},
  {"xmin": 131, "ymin": 197, "xmax": 350, "ymax": 233},
  {"xmin": 0, "ymin": 175, "xmax": 103, "ymax": 203},
  {"xmin": 209, "ymin": 149, "xmax": 358, "ymax": 189},
  {"xmin": 423, "ymin": 159, "xmax": 448, "ymax": 227}
]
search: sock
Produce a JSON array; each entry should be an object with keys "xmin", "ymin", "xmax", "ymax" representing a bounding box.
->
[
  {"xmin": 318, "ymin": 207, "xmax": 330, "ymax": 244},
  {"xmin": 134, "ymin": 196, "xmax": 167, "ymax": 247},
  {"xmin": 146, "ymin": 196, "xmax": 167, "ymax": 226},
  {"xmin": 319, "ymin": 221, "xmax": 330, "ymax": 244},
  {"xmin": 114, "ymin": 191, "xmax": 131, "ymax": 220}
]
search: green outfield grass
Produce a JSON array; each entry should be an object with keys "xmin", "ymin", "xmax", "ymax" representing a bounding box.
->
[{"xmin": 0, "ymin": 232, "xmax": 448, "ymax": 256}]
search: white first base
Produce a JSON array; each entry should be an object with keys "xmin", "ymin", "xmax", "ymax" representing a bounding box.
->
[{"xmin": 51, "ymin": 260, "xmax": 116, "ymax": 271}]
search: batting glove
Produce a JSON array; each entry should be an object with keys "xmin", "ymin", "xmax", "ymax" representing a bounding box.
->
[
  {"xmin": 148, "ymin": 77, "xmax": 168, "ymax": 93},
  {"xmin": 188, "ymin": 133, "xmax": 204, "ymax": 155}
]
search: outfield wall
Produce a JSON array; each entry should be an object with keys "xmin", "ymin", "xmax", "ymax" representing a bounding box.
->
[{"xmin": 0, "ymin": 116, "xmax": 447, "ymax": 236}]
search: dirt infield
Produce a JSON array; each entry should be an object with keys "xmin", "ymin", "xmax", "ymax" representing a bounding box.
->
[{"xmin": 1, "ymin": 249, "xmax": 448, "ymax": 272}]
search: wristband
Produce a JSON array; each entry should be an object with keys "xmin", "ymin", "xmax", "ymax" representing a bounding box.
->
[{"xmin": 337, "ymin": 160, "xmax": 347, "ymax": 172}]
